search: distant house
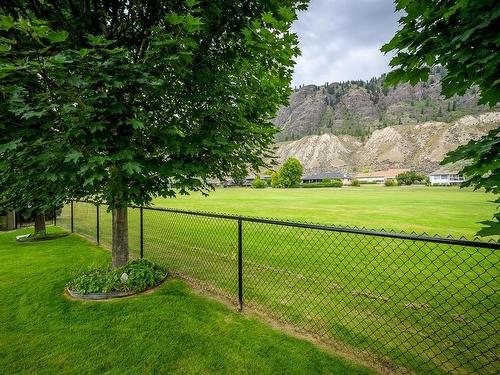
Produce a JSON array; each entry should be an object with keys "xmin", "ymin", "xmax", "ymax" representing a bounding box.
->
[
  {"xmin": 302, "ymin": 172, "xmax": 351, "ymax": 184},
  {"xmin": 429, "ymin": 168, "xmax": 465, "ymax": 185},
  {"xmin": 354, "ymin": 169, "xmax": 409, "ymax": 183},
  {"xmin": 242, "ymin": 174, "xmax": 271, "ymax": 186}
]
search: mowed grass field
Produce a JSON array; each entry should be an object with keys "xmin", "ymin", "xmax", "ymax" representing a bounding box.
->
[
  {"xmin": 57, "ymin": 186, "xmax": 499, "ymax": 374},
  {"xmin": 153, "ymin": 185, "xmax": 498, "ymax": 239}
]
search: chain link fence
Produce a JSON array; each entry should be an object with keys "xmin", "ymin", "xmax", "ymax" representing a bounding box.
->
[{"xmin": 57, "ymin": 201, "xmax": 499, "ymax": 375}]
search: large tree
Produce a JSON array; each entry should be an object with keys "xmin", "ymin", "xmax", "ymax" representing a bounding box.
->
[
  {"xmin": 0, "ymin": 18, "xmax": 81, "ymax": 237},
  {"xmin": 382, "ymin": 0, "xmax": 499, "ymax": 237},
  {"xmin": 0, "ymin": 0, "xmax": 308, "ymax": 265},
  {"xmin": 278, "ymin": 158, "xmax": 304, "ymax": 188}
]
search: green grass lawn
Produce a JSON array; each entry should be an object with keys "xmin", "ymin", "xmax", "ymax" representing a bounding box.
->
[
  {"xmin": 152, "ymin": 185, "xmax": 498, "ymax": 239},
  {"xmin": 0, "ymin": 228, "xmax": 373, "ymax": 375},
  {"xmin": 56, "ymin": 188, "xmax": 499, "ymax": 375}
]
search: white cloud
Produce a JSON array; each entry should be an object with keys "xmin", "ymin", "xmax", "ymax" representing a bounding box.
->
[{"xmin": 291, "ymin": 0, "xmax": 401, "ymax": 87}]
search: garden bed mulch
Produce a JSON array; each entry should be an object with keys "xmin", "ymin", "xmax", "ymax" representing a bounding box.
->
[{"xmin": 65, "ymin": 272, "xmax": 169, "ymax": 301}]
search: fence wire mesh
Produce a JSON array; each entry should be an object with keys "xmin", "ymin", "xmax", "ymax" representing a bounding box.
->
[{"xmin": 59, "ymin": 201, "xmax": 499, "ymax": 375}]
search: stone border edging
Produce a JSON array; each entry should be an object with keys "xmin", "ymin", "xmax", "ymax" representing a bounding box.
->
[
  {"xmin": 16, "ymin": 232, "xmax": 70, "ymax": 242},
  {"xmin": 66, "ymin": 272, "xmax": 169, "ymax": 300}
]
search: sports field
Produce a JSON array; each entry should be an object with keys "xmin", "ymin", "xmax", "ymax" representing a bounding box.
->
[
  {"xmin": 153, "ymin": 185, "xmax": 497, "ymax": 239},
  {"xmin": 57, "ymin": 185, "xmax": 499, "ymax": 374}
]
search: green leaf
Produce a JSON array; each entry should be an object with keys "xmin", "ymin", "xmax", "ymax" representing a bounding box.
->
[
  {"xmin": 183, "ymin": 14, "xmax": 203, "ymax": 32},
  {"xmin": 87, "ymin": 34, "xmax": 114, "ymax": 46},
  {"xmin": 166, "ymin": 13, "xmax": 184, "ymax": 26},
  {"xmin": 0, "ymin": 15, "xmax": 14, "ymax": 31},
  {"xmin": 65, "ymin": 150, "xmax": 83, "ymax": 163},
  {"xmin": 0, "ymin": 44, "xmax": 11, "ymax": 52},
  {"xmin": 128, "ymin": 119, "xmax": 144, "ymax": 130},
  {"xmin": 123, "ymin": 161, "xmax": 142, "ymax": 175},
  {"xmin": 185, "ymin": 0, "xmax": 199, "ymax": 8},
  {"xmin": 46, "ymin": 30, "xmax": 69, "ymax": 43},
  {"xmin": 0, "ymin": 36, "xmax": 15, "ymax": 44},
  {"xmin": 0, "ymin": 139, "xmax": 21, "ymax": 153}
]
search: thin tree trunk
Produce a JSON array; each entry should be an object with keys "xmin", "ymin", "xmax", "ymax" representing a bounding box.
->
[
  {"xmin": 34, "ymin": 213, "xmax": 46, "ymax": 237},
  {"xmin": 112, "ymin": 207, "xmax": 129, "ymax": 268}
]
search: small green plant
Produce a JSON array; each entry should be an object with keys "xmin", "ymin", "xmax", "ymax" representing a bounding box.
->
[
  {"xmin": 251, "ymin": 177, "xmax": 267, "ymax": 189},
  {"xmin": 271, "ymin": 171, "xmax": 282, "ymax": 188},
  {"xmin": 67, "ymin": 259, "xmax": 166, "ymax": 294},
  {"xmin": 385, "ymin": 179, "xmax": 397, "ymax": 186},
  {"xmin": 351, "ymin": 179, "xmax": 360, "ymax": 186},
  {"xmin": 331, "ymin": 179, "xmax": 343, "ymax": 187}
]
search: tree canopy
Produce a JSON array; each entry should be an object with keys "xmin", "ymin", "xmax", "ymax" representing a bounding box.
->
[
  {"xmin": 382, "ymin": 0, "xmax": 499, "ymax": 238},
  {"xmin": 0, "ymin": 0, "xmax": 308, "ymax": 264},
  {"xmin": 278, "ymin": 158, "xmax": 304, "ymax": 188},
  {"xmin": 442, "ymin": 127, "xmax": 500, "ymax": 237},
  {"xmin": 0, "ymin": 17, "xmax": 82, "ymax": 235},
  {"xmin": 381, "ymin": 0, "xmax": 499, "ymax": 106}
]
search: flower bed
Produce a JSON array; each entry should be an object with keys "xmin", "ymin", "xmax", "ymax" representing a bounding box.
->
[{"xmin": 66, "ymin": 259, "xmax": 167, "ymax": 300}]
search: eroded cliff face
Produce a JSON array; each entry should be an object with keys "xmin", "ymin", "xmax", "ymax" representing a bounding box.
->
[
  {"xmin": 273, "ymin": 112, "xmax": 499, "ymax": 174},
  {"xmin": 273, "ymin": 85, "xmax": 328, "ymax": 139},
  {"xmin": 273, "ymin": 70, "xmax": 492, "ymax": 142}
]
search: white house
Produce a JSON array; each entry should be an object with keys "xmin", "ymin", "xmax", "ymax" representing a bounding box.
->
[{"xmin": 429, "ymin": 168, "xmax": 465, "ymax": 185}]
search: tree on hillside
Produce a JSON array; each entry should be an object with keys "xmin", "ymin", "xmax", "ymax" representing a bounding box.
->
[
  {"xmin": 0, "ymin": 0, "xmax": 308, "ymax": 266},
  {"xmin": 382, "ymin": 0, "xmax": 499, "ymax": 237},
  {"xmin": 278, "ymin": 158, "xmax": 304, "ymax": 188}
]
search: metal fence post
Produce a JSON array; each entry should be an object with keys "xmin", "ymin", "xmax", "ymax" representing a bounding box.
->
[
  {"xmin": 140, "ymin": 207, "xmax": 144, "ymax": 258},
  {"xmin": 70, "ymin": 201, "xmax": 74, "ymax": 233},
  {"xmin": 53, "ymin": 207, "xmax": 57, "ymax": 226},
  {"xmin": 96, "ymin": 204, "xmax": 100, "ymax": 245},
  {"xmin": 238, "ymin": 218, "xmax": 243, "ymax": 311}
]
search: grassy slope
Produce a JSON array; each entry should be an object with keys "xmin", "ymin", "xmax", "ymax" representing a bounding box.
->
[
  {"xmin": 152, "ymin": 185, "xmax": 497, "ymax": 239},
  {"xmin": 0, "ymin": 228, "xmax": 373, "ymax": 375}
]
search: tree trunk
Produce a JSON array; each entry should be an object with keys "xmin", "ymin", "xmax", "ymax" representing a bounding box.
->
[
  {"xmin": 34, "ymin": 213, "xmax": 46, "ymax": 237},
  {"xmin": 112, "ymin": 207, "xmax": 129, "ymax": 268}
]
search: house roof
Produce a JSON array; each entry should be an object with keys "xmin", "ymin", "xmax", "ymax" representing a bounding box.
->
[
  {"xmin": 245, "ymin": 174, "xmax": 271, "ymax": 180},
  {"xmin": 302, "ymin": 172, "xmax": 351, "ymax": 180},
  {"xmin": 354, "ymin": 169, "xmax": 409, "ymax": 179},
  {"xmin": 429, "ymin": 167, "xmax": 461, "ymax": 175}
]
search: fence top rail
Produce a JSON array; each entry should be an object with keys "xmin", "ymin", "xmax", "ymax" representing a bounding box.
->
[
  {"xmin": 72, "ymin": 200, "xmax": 498, "ymax": 249},
  {"xmin": 123, "ymin": 204, "xmax": 499, "ymax": 250}
]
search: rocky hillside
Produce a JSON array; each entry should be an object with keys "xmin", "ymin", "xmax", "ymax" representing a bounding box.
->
[
  {"xmin": 274, "ymin": 67, "xmax": 493, "ymax": 141},
  {"xmin": 273, "ymin": 112, "xmax": 499, "ymax": 174}
]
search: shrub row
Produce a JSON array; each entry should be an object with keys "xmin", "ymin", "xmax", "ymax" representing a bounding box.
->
[{"xmin": 301, "ymin": 179, "xmax": 343, "ymax": 188}]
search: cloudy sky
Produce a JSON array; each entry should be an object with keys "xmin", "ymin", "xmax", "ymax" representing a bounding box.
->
[{"xmin": 291, "ymin": 0, "xmax": 401, "ymax": 87}]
